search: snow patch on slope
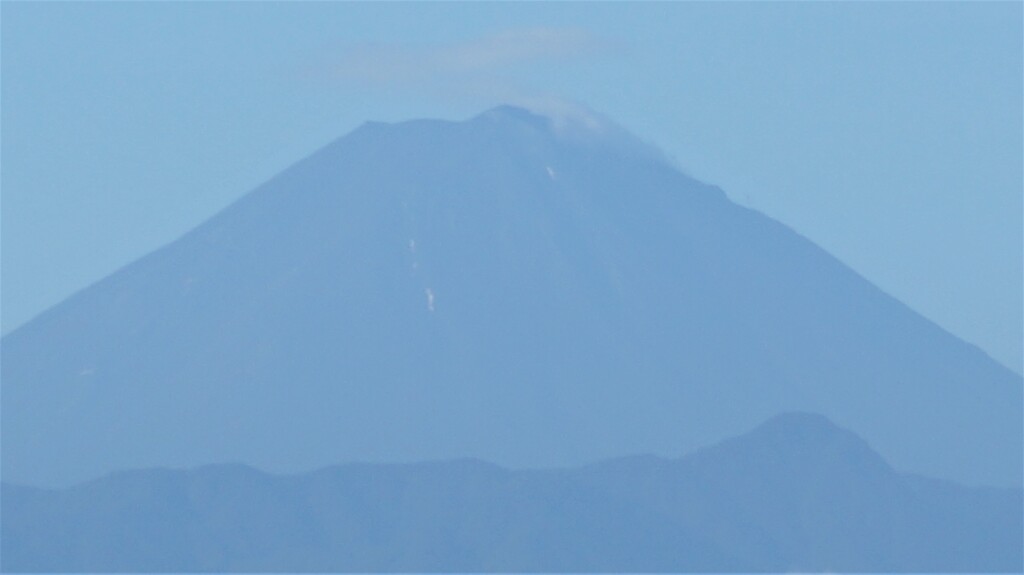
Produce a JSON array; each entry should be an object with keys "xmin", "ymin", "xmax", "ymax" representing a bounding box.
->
[{"xmin": 481, "ymin": 99, "xmax": 671, "ymax": 166}]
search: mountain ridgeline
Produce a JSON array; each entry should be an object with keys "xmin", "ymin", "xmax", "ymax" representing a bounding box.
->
[
  {"xmin": 3, "ymin": 413, "xmax": 1020, "ymax": 572},
  {"xmin": 2, "ymin": 105, "xmax": 1021, "ymax": 489}
]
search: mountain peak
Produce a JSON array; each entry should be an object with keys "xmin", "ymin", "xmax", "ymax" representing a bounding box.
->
[
  {"xmin": 748, "ymin": 412, "xmax": 870, "ymax": 451},
  {"xmin": 691, "ymin": 412, "xmax": 894, "ymax": 477},
  {"xmin": 757, "ymin": 411, "xmax": 844, "ymax": 436},
  {"xmin": 2, "ymin": 104, "xmax": 1020, "ymax": 489},
  {"xmin": 472, "ymin": 102, "xmax": 672, "ymax": 167},
  {"xmin": 474, "ymin": 105, "xmax": 552, "ymax": 130}
]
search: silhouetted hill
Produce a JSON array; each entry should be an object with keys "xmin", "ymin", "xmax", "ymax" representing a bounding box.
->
[
  {"xmin": 2, "ymin": 105, "xmax": 1020, "ymax": 488},
  {"xmin": 3, "ymin": 413, "xmax": 1019, "ymax": 572}
]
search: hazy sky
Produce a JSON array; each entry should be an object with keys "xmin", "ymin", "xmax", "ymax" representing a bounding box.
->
[{"xmin": 2, "ymin": 2, "xmax": 1021, "ymax": 372}]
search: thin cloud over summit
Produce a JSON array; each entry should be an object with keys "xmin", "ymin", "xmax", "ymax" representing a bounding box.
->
[{"xmin": 324, "ymin": 28, "xmax": 611, "ymax": 90}]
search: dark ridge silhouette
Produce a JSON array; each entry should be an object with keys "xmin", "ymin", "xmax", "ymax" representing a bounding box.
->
[
  {"xmin": 3, "ymin": 413, "xmax": 1020, "ymax": 572},
  {"xmin": 2, "ymin": 105, "xmax": 1021, "ymax": 489}
]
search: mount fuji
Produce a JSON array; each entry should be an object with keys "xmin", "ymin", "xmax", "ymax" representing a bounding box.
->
[{"xmin": 2, "ymin": 105, "xmax": 1020, "ymax": 489}]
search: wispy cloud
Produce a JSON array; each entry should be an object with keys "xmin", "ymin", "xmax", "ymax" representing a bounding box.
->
[{"xmin": 325, "ymin": 28, "xmax": 610, "ymax": 89}]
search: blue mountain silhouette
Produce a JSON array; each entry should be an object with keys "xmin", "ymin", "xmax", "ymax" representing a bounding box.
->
[{"xmin": 2, "ymin": 106, "xmax": 1020, "ymax": 489}]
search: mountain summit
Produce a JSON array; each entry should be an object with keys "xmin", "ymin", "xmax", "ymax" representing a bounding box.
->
[{"xmin": 2, "ymin": 105, "xmax": 1021, "ymax": 488}]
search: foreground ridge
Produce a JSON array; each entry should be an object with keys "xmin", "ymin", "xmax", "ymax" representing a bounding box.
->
[{"xmin": 3, "ymin": 413, "xmax": 1020, "ymax": 572}]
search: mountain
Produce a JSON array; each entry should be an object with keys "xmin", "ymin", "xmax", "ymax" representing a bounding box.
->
[
  {"xmin": 3, "ymin": 413, "xmax": 1020, "ymax": 572},
  {"xmin": 2, "ymin": 105, "xmax": 1020, "ymax": 488}
]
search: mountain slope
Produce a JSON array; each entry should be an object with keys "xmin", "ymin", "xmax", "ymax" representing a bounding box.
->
[
  {"xmin": 3, "ymin": 413, "xmax": 1020, "ymax": 572},
  {"xmin": 2, "ymin": 105, "xmax": 1020, "ymax": 488}
]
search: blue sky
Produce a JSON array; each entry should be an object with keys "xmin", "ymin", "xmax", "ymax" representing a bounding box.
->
[{"xmin": 2, "ymin": 2, "xmax": 1021, "ymax": 372}]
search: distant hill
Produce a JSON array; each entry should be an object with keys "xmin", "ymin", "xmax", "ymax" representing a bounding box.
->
[
  {"xmin": 2, "ymin": 105, "xmax": 1020, "ymax": 488},
  {"xmin": 3, "ymin": 412, "xmax": 1020, "ymax": 572}
]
